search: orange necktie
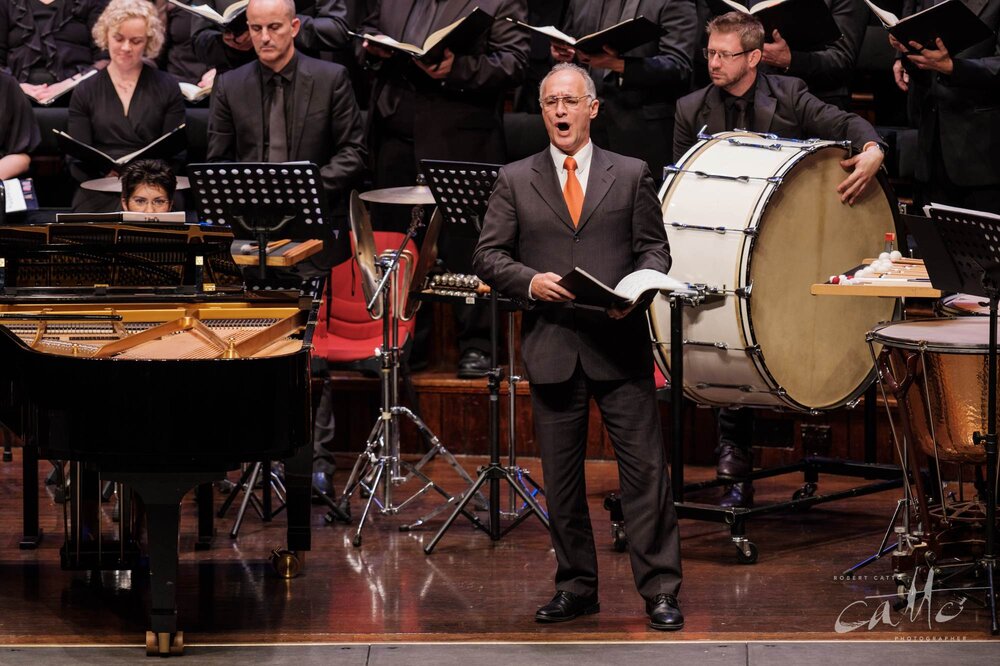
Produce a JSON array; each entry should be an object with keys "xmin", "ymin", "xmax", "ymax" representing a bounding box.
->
[{"xmin": 563, "ymin": 156, "xmax": 583, "ymax": 227}]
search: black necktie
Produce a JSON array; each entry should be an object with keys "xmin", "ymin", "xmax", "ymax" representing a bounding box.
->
[
  {"xmin": 268, "ymin": 77, "xmax": 288, "ymax": 163},
  {"xmin": 732, "ymin": 98, "xmax": 749, "ymax": 131}
]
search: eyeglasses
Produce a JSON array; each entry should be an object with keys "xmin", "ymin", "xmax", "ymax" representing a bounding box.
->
[
  {"xmin": 541, "ymin": 94, "xmax": 593, "ymax": 109},
  {"xmin": 703, "ymin": 48, "xmax": 754, "ymax": 62},
  {"xmin": 128, "ymin": 196, "xmax": 170, "ymax": 209}
]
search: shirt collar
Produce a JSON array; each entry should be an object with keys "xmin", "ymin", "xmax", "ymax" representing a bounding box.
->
[
  {"xmin": 550, "ymin": 139, "xmax": 594, "ymax": 174},
  {"xmin": 260, "ymin": 52, "xmax": 298, "ymax": 87}
]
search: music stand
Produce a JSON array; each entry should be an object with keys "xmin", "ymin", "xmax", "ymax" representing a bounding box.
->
[
  {"xmin": 187, "ymin": 163, "xmax": 331, "ymax": 280},
  {"xmin": 912, "ymin": 203, "xmax": 1000, "ymax": 634},
  {"xmin": 418, "ymin": 160, "xmax": 549, "ymax": 554}
]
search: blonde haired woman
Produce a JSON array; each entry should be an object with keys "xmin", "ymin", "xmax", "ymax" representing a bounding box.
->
[{"xmin": 68, "ymin": 0, "xmax": 185, "ymax": 211}]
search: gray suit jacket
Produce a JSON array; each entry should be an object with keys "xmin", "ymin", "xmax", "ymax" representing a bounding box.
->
[
  {"xmin": 672, "ymin": 73, "xmax": 882, "ymax": 161},
  {"xmin": 473, "ymin": 144, "xmax": 670, "ymax": 384}
]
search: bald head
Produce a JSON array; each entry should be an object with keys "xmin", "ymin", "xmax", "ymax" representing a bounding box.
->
[{"xmin": 248, "ymin": 0, "xmax": 296, "ymax": 22}]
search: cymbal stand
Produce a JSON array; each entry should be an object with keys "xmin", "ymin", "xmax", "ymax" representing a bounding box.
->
[
  {"xmin": 216, "ymin": 461, "xmax": 287, "ymax": 539},
  {"xmin": 334, "ymin": 225, "xmax": 480, "ymax": 547}
]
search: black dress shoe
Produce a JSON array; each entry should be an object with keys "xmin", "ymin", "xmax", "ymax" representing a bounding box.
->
[
  {"xmin": 716, "ymin": 443, "xmax": 752, "ymax": 480},
  {"xmin": 645, "ymin": 593, "xmax": 684, "ymax": 631},
  {"xmin": 457, "ymin": 348, "xmax": 491, "ymax": 379},
  {"xmin": 534, "ymin": 590, "xmax": 600, "ymax": 623},
  {"xmin": 719, "ymin": 481, "xmax": 754, "ymax": 508}
]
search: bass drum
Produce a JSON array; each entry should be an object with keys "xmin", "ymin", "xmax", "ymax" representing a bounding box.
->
[{"xmin": 650, "ymin": 132, "xmax": 897, "ymax": 411}]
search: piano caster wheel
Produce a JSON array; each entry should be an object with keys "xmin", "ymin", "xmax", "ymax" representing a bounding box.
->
[
  {"xmin": 146, "ymin": 630, "xmax": 183, "ymax": 657},
  {"xmin": 270, "ymin": 549, "xmax": 303, "ymax": 579}
]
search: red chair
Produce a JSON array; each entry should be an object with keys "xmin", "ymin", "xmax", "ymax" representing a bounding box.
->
[{"xmin": 311, "ymin": 231, "xmax": 418, "ymax": 374}]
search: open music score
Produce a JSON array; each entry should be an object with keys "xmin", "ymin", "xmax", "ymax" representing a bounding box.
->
[
  {"xmin": 0, "ymin": 303, "xmax": 310, "ymax": 360},
  {"xmin": 811, "ymin": 258, "xmax": 942, "ymax": 298}
]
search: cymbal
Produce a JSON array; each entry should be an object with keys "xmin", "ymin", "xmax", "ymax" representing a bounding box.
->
[
  {"xmin": 359, "ymin": 185, "xmax": 436, "ymax": 205},
  {"xmin": 81, "ymin": 176, "xmax": 191, "ymax": 193}
]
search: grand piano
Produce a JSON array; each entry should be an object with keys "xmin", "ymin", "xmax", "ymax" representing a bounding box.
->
[{"xmin": 0, "ymin": 221, "xmax": 316, "ymax": 656}]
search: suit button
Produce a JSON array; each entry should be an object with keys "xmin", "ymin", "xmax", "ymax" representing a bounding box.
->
[{"xmin": 574, "ymin": 236, "xmax": 580, "ymax": 243}]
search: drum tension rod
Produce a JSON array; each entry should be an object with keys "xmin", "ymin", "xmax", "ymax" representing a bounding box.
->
[
  {"xmin": 668, "ymin": 222, "xmax": 758, "ymax": 237},
  {"xmin": 663, "ymin": 165, "xmax": 783, "ymax": 185}
]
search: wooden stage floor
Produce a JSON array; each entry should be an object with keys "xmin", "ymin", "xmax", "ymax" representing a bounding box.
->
[{"xmin": 0, "ymin": 451, "xmax": 996, "ymax": 646}]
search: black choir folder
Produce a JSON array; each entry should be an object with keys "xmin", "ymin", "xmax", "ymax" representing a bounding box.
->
[
  {"xmin": 54, "ymin": 124, "xmax": 186, "ymax": 174},
  {"xmin": 864, "ymin": 0, "xmax": 995, "ymax": 55},
  {"xmin": 168, "ymin": 0, "xmax": 249, "ymax": 32},
  {"xmin": 508, "ymin": 16, "xmax": 664, "ymax": 55},
  {"xmin": 557, "ymin": 267, "xmax": 687, "ymax": 309},
  {"xmin": 707, "ymin": 0, "xmax": 841, "ymax": 51},
  {"xmin": 352, "ymin": 7, "xmax": 493, "ymax": 63}
]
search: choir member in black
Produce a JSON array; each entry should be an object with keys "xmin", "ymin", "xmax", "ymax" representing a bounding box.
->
[
  {"xmin": 120, "ymin": 158, "xmax": 175, "ymax": 213},
  {"xmin": 68, "ymin": 0, "xmax": 185, "ymax": 211},
  {"xmin": 157, "ymin": 0, "xmax": 215, "ymax": 90},
  {"xmin": 890, "ymin": 0, "xmax": 1000, "ymax": 215},
  {"xmin": 192, "ymin": 0, "xmax": 350, "ymax": 74},
  {"xmin": 0, "ymin": 0, "xmax": 109, "ymax": 104},
  {"xmin": 359, "ymin": 0, "xmax": 530, "ymax": 377},
  {"xmin": 207, "ymin": 0, "xmax": 366, "ymax": 496},
  {"xmin": 698, "ymin": 0, "xmax": 867, "ymax": 110},
  {"xmin": 0, "ymin": 70, "xmax": 41, "ymax": 179},
  {"xmin": 512, "ymin": 0, "xmax": 568, "ymax": 112},
  {"xmin": 550, "ymin": 0, "xmax": 697, "ymax": 180}
]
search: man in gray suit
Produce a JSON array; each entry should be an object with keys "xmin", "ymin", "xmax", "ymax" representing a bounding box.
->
[
  {"xmin": 674, "ymin": 11, "xmax": 884, "ymax": 508},
  {"xmin": 474, "ymin": 62, "xmax": 683, "ymax": 631}
]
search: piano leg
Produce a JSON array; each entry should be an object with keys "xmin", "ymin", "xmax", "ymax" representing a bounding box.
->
[
  {"xmin": 109, "ymin": 471, "xmax": 220, "ymax": 655},
  {"xmin": 19, "ymin": 441, "xmax": 42, "ymax": 549},
  {"xmin": 284, "ymin": 443, "xmax": 312, "ymax": 554},
  {"xmin": 195, "ymin": 483, "xmax": 214, "ymax": 551}
]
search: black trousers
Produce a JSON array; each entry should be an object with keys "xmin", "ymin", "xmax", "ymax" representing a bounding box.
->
[{"xmin": 530, "ymin": 361, "xmax": 682, "ymax": 600}]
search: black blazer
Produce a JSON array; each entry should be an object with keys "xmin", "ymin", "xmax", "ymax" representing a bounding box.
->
[
  {"xmin": 206, "ymin": 53, "xmax": 367, "ymax": 206},
  {"xmin": 901, "ymin": 0, "xmax": 1000, "ymax": 187},
  {"xmin": 360, "ymin": 0, "xmax": 529, "ymax": 163},
  {"xmin": 673, "ymin": 73, "xmax": 882, "ymax": 161},
  {"xmin": 473, "ymin": 145, "xmax": 670, "ymax": 384}
]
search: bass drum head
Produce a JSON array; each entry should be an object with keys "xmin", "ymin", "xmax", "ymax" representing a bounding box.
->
[{"xmin": 748, "ymin": 147, "xmax": 896, "ymax": 409}]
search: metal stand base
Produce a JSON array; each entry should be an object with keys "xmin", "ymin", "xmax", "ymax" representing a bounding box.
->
[{"xmin": 216, "ymin": 462, "xmax": 286, "ymax": 539}]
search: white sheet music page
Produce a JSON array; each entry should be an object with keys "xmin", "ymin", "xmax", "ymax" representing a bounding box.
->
[
  {"xmin": 614, "ymin": 269, "xmax": 687, "ymax": 302},
  {"xmin": 3, "ymin": 179, "xmax": 27, "ymax": 213}
]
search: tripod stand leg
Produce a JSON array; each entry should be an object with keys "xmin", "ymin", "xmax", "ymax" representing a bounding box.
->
[
  {"xmin": 502, "ymin": 466, "xmax": 550, "ymax": 531},
  {"xmin": 334, "ymin": 421, "xmax": 382, "ymax": 515},
  {"xmin": 424, "ymin": 470, "xmax": 492, "ymax": 554},
  {"xmin": 229, "ymin": 463, "xmax": 261, "ymax": 539},
  {"xmin": 393, "ymin": 406, "xmax": 488, "ymax": 510},
  {"xmin": 842, "ymin": 497, "xmax": 906, "ymax": 577},
  {"xmin": 985, "ymin": 559, "xmax": 998, "ymax": 635},
  {"xmin": 351, "ymin": 461, "xmax": 385, "ymax": 548},
  {"xmin": 217, "ymin": 464, "xmax": 254, "ymax": 518}
]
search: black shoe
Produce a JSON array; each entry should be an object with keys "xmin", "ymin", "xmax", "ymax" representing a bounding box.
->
[
  {"xmin": 457, "ymin": 348, "xmax": 491, "ymax": 379},
  {"xmin": 719, "ymin": 481, "xmax": 754, "ymax": 508},
  {"xmin": 646, "ymin": 593, "xmax": 684, "ymax": 631},
  {"xmin": 534, "ymin": 590, "xmax": 600, "ymax": 623},
  {"xmin": 716, "ymin": 443, "xmax": 752, "ymax": 480},
  {"xmin": 312, "ymin": 471, "xmax": 334, "ymax": 498}
]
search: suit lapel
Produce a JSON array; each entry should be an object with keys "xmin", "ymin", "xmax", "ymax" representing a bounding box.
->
[
  {"xmin": 964, "ymin": 0, "xmax": 988, "ymax": 16},
  {"xmin": 434, "ymin": 0, "xmax": 475, "ymax": 30},
  {"xmin": 753, "ymin": 76, "xmax": 777, "ymax": 135},
  {"xmin": 577, "ymin": 146, "xmax": 614, "ymax": 233},
  {"xmin": 530, "ymin": 150, "xmax": 574, "ymax": 230},
  {"xmin": 244, "ymin": 66, "xmax": 265, "ymax": 161},
  {"xmin": 621, "ymin": 0, "xmax": 642, "ymax": 21},
  {"xmin": 290, "ymin": 60, "xmax": 313, "ymax": 158},
  {"xmin": 701, "ymin": 87, "xmax": 726, "ymax": 135}
]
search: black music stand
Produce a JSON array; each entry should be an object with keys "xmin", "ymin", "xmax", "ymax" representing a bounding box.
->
[
  {"xmin": 419, "ymin": 160, "xmax": 549, "ymax": 554},
  {"xmin": 910, "ymin": 203, "xmax": 1000, "ymax": 634},
  {"xmin": 187, "ymin": 162, "xmax": 331, "ymax": 280}
]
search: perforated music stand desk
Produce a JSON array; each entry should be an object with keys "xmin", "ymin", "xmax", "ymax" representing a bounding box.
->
[
  {"xmin": 187, "ymin": 162, "xmax": 331, "ymax": 280},
  {"xmin": 419, "ymin": 159, "xmax": 549, "ymax": 553}
]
